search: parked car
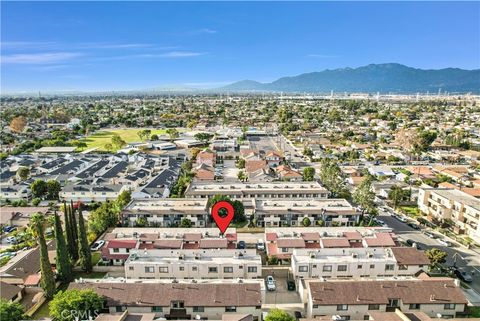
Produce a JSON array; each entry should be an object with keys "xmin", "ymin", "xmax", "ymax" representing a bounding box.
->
[
  {"xmin": 405, "ymin": 239, "xmax": 420, "ymax": 249},
  {"xmin": 407, "ymin": 222, "xmax": 421, "ymax": 230},
  {"xmin": 294, "ymin": 311, "xmax": 303, "ymax": 320},
  {"xmin": 3, "ymin": 226, "xmax": 16, "ymax": 233},
  {"xmin": 5, "ymin": 236, "xmax": 17, "ymax": 244},
  {"xmin": 266, "ymin": 275, "xmax": 276, "ymax": 291},
  {"xmin": 256, "ymin": 239, "xmax": 265, "ymax": 251},
  {"xmin": 287, "ymin": 280, "xmax": 296, "ymax": 291},
  {"xmin": 438, "ymin": 239, "xmax": 452, "ymax": 247},
  {"xmin": 453, "ymin": 267, "xmax": 473, "ymax": 283},
  {"xmin": 423, "ymin": 231, "xmax": 435, "ymax": 238},
  {"xmin": 398, "ymin": 216, "xmax": 408, "ymax": 223},
  {"xmin": 91, "ymin": 240, "xmax": 106, "ymax": 251},
  {"xmin": 0, "ymin": 251, "xmax": 16, "ymax": 259},
  {"xmin": 237, "ymin": 241, "xmax": 246, "ymax": 249}
]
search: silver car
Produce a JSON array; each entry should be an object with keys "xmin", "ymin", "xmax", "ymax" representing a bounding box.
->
[{"xmin": 266, "ymin": 275, "xmax": 276, "ymax": 291}]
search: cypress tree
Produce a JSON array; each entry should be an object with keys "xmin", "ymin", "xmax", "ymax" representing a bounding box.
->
[
  {"xmin": 70, "ymin": 200, "xmax": 79, "ymax": 244},
  {"xmin": 77, "ymin": 205, "xmax": 92, "ymax": 273},
  {"xmin": 54, "ymin": 211, "xmax": 72, "ymax": 282},
  {"xmin": 64, "ymin": 202, "xmax": 77, "ymax": 261},
  {"xmin": 32, "ymin": 213, "xmax": 56, "ymax": 299}
]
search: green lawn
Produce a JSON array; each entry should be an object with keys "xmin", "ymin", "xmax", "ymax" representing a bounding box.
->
[
  {"xmin": 399, "ymin": 205, "xmax": 421, "ymax": 218},
  {"xmin": 79, "ymin": 128, "xmax": 179, "ymax": 151},
  {"xmin": 31, "ymin": 299, "xmax": 50, "ymax": 319}
]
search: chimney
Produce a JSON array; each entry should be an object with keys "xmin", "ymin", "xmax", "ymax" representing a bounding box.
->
[{"xmin": 430, "ymin": 294, "xmax": 436, "ymax": 302}]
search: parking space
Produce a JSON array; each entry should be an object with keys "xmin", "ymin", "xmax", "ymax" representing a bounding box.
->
[
  {"xmin": 263, "ymin": 275, "xmax": 302, "ymax": 304},
  {"xmin": 222, "ymin": 160, "xmax": 239, "ymax": 182}
]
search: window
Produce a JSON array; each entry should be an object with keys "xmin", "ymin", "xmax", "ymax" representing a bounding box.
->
[
  {"xmin": 338, "ymin": 265, "xmax": 347, "ymax": 272},
  {"xmin": 171, "ymin": 301, "xmax": 184, "ymax": 308},
  {"xmin": 113, "ymin": 248, "xmax": 120, "ymax": 253},
  {"xmin": 409, "ymin": 304, "xmax": 420, "ymax": 310},
  {"xmin": 363, "ymin": 316, "xmax": 370, "ymax": 320},
  {"xmin": 281, "ymin": 248, "xmax": 288, "ymax": 253},
  {"xmin": 357, "ymin": 265, "xmax": 363, "ymax": 269},
  {"xmin": 338, "ymin": 316, "xmax": 350, "ymax": 321},
  {"xmin": 312, "ymin": 305, "xmax": 319, "ymax": 309},
  {"xmin": 209, "ymin": 267, "xmax": 218, "ymax": 273},
  {"xmin": 192, "ymin": 266, "xmax": 198, "ymax": 271},
  {"xmin": 115, "ymin": 306, "xmax": 126, "ymax": 312},
  {"xmin": 145, "ymin": 266, "xmax": 154, "ymax": 273},
  {"xmin": 299, "ymin": 266, "xmax": 308, "ymax": 272},
  {"xmin": 247, "ymin": 266, "xmax": 257, "ymax": 273},
  {"xmin": 385, "ymin": 264, "xmax": 395, "ymax": 271},
  {"xmin": 152, "ymin": 306, "xmax": 163, "ymax": 312},
  {"xmin": 368, "ymin": 304, "xmax": 379, "ymax": 310},
  {"xmin": 369, "ymin": 264, "xmax": 375, "ymax": 269},
  {"xmin": 388, "ymin": 299, "xmax": 399, "ymax": 307},
  {"xmin": 159, "ymin": 267, "xmax": 168, "ymax": 273},
  {"xmin": 444, "ymin": 304, "xmax": 456, "ymax": 310},
  {"xmin": 323, "ymin": 265, "xmax": 332, "ymax": 272},
  {"xmin": 193, "ymin": 306, "xmax": 204, "ymax": 312},
  {"xmin": 225, "ymin": 306, "xmax": 237, "ymax": 312},
  {"xmin": 399, "ymin": 265, "xmax": 408, "ymax": 270},
  {"xmin": 179, "ymin": 267, "xmax": 184, "ymax": 271},
  {"xmin": 337, "ymin": 304, "xmax": 348, "ymax": 311},
  {"xmin": 128, "ymin": 266, "xmax": 134, "ymax": 271},
  {"xmin": 224, "ymin": 267, "xmax": 233, "ymax": 273}
]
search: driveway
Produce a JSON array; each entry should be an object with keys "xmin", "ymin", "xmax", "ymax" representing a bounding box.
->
[{"xmin": 222, "ymin": 160, "xmax": 239, "ymax": 182}]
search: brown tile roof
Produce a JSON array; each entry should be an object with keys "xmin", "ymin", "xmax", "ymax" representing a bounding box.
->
[
  {"xmin": 70, "ymin": 282, "xmax": 262, "ymax": 307},
  {"xmin": 153, "ymin": 239, "xmax": 183, "ymax": 249},
  {"xmin": 265, "ymin": 233, "xmax": 277, "ymax": 242},
  {"xmin": 343, "ymin": 231, "xmax": 363, "ymax": 240},
  {"xmin": 364, "ymin": 232, "xmax": 396, "ymax": 247},
  {"xmin": 0, "ymin": 281, "xmax": 22, "ymax": 301},
  {"xmin": 276, "ymin": 238, "xmax": 306, "ymax": 248},
  {"xmin": 183, "ymin": 233, "xmax": 202, "ymax": 242},
  {"xmin": 245, "ymin": 160, "xmax": 268, "ymax": 173},
  {"xmin": 301, "ymin": 232, "xmax": 320, "ymax": 241},
  {"xmin": 391, "ymin": 247, "xmax": 430, "ymax": 266},
  {"xmin": 200, "ymin": 239, "xmax": 228, "ymax": 249},
  {"xmin": 107, "ymin": 240, "xmax": 137, "ymax": 249},
  {"xmin": 309, "ymin": 279, "xmax": 467, "ymax": 305},
  {"xmin": 320, "ymin": 238, "xmax": 350, "ymax": 248}
]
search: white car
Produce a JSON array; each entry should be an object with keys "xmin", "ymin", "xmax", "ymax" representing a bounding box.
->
[
  {"xmin": 398, "ymin": 216, "xmax": 408, "ymax": 223},
  {"xmin": 90, "ymin": 240, "xmax": 105, "ymax": 251},
  {"xmin": 256, "ymin": 239, "xmax": 265, "ymax": 251},
  {"xmin": 423, "ymin": 231, "xmax": 436, "ymax": 238},
  {"xmin": 6, "ymin": 236, "xmax": 17, "ymax": 244},
  {"xmin": 438, "ymin": 239, "xmax": 452, "ymax": 247},
  {"xmin": 266, "ymin": 275, "xmax": 276, "ymax": 291}
]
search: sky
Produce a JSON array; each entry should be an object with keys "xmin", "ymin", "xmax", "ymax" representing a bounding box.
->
[{"xmin": 1, "ymin": 1, "xmax": 479, "ymax": 93}]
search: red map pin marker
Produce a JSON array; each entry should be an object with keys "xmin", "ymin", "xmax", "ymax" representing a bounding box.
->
[{"xmin": 211, "ymin": 201, "xmax": 234, "ymax": 234}]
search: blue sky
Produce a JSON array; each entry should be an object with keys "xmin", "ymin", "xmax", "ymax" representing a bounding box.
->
[{"xmin": 1, "ymin": 1, "xmax": 479, "ymax": 93}]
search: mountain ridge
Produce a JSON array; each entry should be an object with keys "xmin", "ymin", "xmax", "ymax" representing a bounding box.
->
[{"xmin": 220, "ymin": 63, "xmax": 480, "ymax": 93}]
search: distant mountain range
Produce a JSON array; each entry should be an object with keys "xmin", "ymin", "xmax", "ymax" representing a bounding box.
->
[{"xmin": 220, "ymin": 63, "xmax": 480, "ymax": 93}]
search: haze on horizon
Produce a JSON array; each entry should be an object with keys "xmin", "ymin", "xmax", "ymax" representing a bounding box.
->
[{"xmin": 1, "ymin": 1, "xmax": 479, "ymax": 93}]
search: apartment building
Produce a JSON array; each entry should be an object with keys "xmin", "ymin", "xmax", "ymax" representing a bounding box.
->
[
  {"xmin": 122, "ymin": 199, "xmax": 209, "ymax": 227},
  {"xmin": 69, "ymin": 279, "xmax": 264, "ymax": 320},
  {"xmin": 60, "ymin": 184, "xmax": 129, "ymax": 202},
  {"xmin": 253, "ymin": 199, "xmax": 359, "ymax": 227},
  {"xmin": 418, "ymin": 187, "xmax": 480, "ymax": 242},
  {"xmin": 95, "ymin": 311, "xmax": 256, "ymax": 321},
  {"xmin": 124, "ymin": 249, "xmax": 262, "ymax": 279},
  {"xmin": 291, "ymin": 247, "xmax": 429, "ymax": 279},
  {"xmin": 303, "ymin": 278, "xmax": 467, "ymax": 319},
  {"xmin": 184, "ymin": 182, "xmax": 330, "ymax": 200},
  {"xmin": 101, "ymin": 228, "xmax": 237, "ymax": 265},
  {"xmin": 265, "ymin": 227, "xmax": 398, "ymax": 260}
]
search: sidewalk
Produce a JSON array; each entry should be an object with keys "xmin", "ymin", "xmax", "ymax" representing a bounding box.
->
[{"xmin": 463, "ymin": 287, "xmax": 480, "ymax": 306}]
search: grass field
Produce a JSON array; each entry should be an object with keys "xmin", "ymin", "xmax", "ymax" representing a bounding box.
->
[{"xmin": 80, "ymin": 128, "xmax": 174, "ymax": 151}]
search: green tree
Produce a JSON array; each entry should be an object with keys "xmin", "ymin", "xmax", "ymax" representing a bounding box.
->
[
  {"xmin": 267, "ymin": 256, "xmax": 279, "ymax": 265},
  {"xmin": 302, "ymin": 217, "xmax": 311, "ymax": 227},
  {"xmin": 0, "ymin": 300, "xmax": 28, "ymax": 321},
  {"xmin": 49, "ymin": 289, "xmax": 103, "ymax": 321},
  {"xmin": 30, "ymin": 179, "xmax": 47, "ymax": 198},
  {"xmin": 166, "ymin": 128, "xmax": 179, "ymax": 140},
  {"xmin": 388, "ymin": 185, "xmax": 409, "ymax": 208},
  {"xmin": 302, "ymin": 167, "xmax": 315, "ymax": 181},
  {"xmin": 63, "ymin": 202, "xmax": 77, "ymax": 262},
  {"xmin": 116, "ymin": 189, "xmax": 132, "ymax": 207},
  {"xmin": 180, "ymin": 218, "xmax": 192, "ymax": 227},
  {"xmin": 319, "ymin": 158, "xmax": 349, "ymax": 198},
  {"xmin": 207, "ymin": 195, "xmax": 246, "ymax": 223},
  {"xmin": 16, "ymin": 166, "xmax": 30, "ymax": 181},
  {"xmin": 236, "ymin": 158, "xmax": 246, "ymax": 169},
  {"xmin": 425, "ymin": 248, "xmax": 447, "ymax": 270},
  {"xmin": 303, "ymin": 147, "xmax": 313, "ymax": 157},
  {"xmin": 69, "ymin": 202, "xmax": 79, "ymax": 251},
  {"xmin": 46, "ymin": 180, "xmax": 62, "ymax": 200},
  {"xmin": 237, "ymin": 170, "xmax": 248, "ymax": 182},
  {"xmin": 265, "ymin": 309, "xmax": 295, "ymax": 321},
  {"xmin": 353, "ymin": 177, "xmax": 375, "ymax": 213},
  {"xmin": 77, "ymin": 206, "xmax": 92, "ymax": 272},
  {"xmin": 111, "ymin": 134, "xmax": 126, "ymax": 150},
  {"xmin": 31, "ymin": 213, "xmax": 56, "ymax": 299},
  {"xmin": 194, "ymin": 132, "xmax": 213, "ymax": 144},
  {"xmin": 54, "ymin": 211, "xmax": 72, "ymax": 282}
]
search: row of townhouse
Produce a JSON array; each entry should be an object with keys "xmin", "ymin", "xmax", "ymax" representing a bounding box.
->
[
  {"xmin": 301, "ymin": 277, "xmax": 467, "ymax": 320},
  {"xmin": 125, "ymin": 249, "xmax": 262, "ymax": 280},
  {"xmin": 101, "ymin": 228, "xmax": 238, "ymax": 265},
  {"xmin": 418, "ymin": 187, "xmax": 480, "ymax": 243},
  {"xmin": 69, "ymin": 276, "xmax": 468, "ymax": 321},
  {"xmin": 94, "ymin": 311, "xmax": 256, "ymax": 321},
  {"xmin": 70, "ymin": 279, "xmax": 264, "ymax": 320},
  {"xmin": 184, "ymin": 182, "xmax": 330, "ymax": 200},
  {"xmin": 121, "ymin": 197, "xmax": 360, "ymax": 228},
  {"xmin": 264, "ymin": 227, "xmax": 398, "ymax": 260},
  {"xmin": 291, "ymin": 247, "xmax": 429, "ymax": 280}
]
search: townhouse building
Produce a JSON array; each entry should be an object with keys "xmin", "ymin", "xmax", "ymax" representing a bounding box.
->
[
  {"xmin": 185, "ymin": 182, "xmax": 330, "ymax": 200},
  {"xmin": 60, "ymin": 184, "xmax": 129, "ymax": 202},
  {"xmin": 291, "ymin": 247, "xmax": 429, "ymax": 279},
  {"xmin": 122, "ymin": 198, "xmax": 209, "ymax": 227},
  {"xmin": 418, "ymin": 187, "xmax": 480, "ymax": 242},
  {"xmin": 69, "ymin": 280, "xmax": 264, "ymax": 320},
  {"xmin": 253, "ymin": 198, "xmax": 359, "ymax": 227},
  {"xmin": 302, "ymin": 278, "xmax": 467, "ymax": 320},
  {"xmin": 124, "ymin": 249, "xmax": 262, "ymax": 280}
]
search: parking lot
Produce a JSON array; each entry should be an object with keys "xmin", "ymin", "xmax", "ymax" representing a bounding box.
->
[
  {"xmin": 262, "ymin": 268, "xmax": 302, "ymax": 305},
  {"xmin": 221, "ymin": 159, "xmax": 239, "ymax": 182}
]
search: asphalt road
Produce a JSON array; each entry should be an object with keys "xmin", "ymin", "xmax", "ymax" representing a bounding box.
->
[{"xmin": 378, "ymin": 208, "xmax": 480, "ymax": 294}]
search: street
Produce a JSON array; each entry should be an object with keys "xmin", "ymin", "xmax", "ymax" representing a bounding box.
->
[{"xmin": 378, "ymin": 208, "xmax": 480, "ymax": 294}]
